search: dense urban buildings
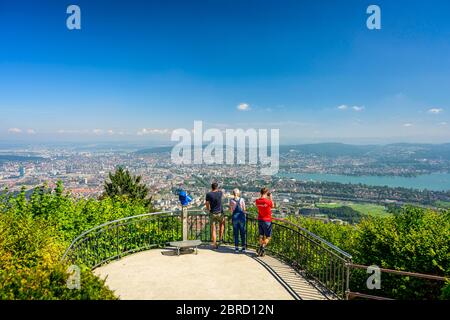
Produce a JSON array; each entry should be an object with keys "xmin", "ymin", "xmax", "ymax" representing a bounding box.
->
[{"xmin": 2, "ymin": 143, "xmax": 449, "ymax": 224}]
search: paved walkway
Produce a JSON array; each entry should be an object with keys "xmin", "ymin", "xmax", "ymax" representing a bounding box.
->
[{"xmin": 94, "ymin": 246, "xmax": 333, "ymax": 300}]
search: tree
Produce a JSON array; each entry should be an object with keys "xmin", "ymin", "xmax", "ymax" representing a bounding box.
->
[{"xmin": 102, "ymin": 167, "xmax": 152, "ymax": 208}]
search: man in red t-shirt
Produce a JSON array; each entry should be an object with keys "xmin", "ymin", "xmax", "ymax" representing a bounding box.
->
[{"xmin": 255, "ymin": 187, "xmax": 275, "ymax": 257}]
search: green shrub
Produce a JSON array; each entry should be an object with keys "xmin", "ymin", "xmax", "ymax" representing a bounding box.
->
[
  {"xmin": 287, "ymin": 206, "xmax": 450, "ymax": 300},
  {"xmin": 0, "ymin": 182, "xmax": 153, "ymax": 300}
]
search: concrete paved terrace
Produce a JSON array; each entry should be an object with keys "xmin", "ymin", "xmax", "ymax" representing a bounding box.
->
[{"xmin": 94, "ymin": 245, "xmax": 334, "ymax": 300}]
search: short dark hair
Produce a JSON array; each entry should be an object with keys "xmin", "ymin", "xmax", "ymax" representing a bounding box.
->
[
  {"xmin": 260, "ymin": 187, "xmax": 269, "ymax": 195},
  {"xmin": 211, "ymin": 182, "xmax": 219, "ymax": 190}
]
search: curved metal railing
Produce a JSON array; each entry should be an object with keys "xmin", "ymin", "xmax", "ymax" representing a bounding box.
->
[
  {"xmin": 62, "ymin": 210, "xmax": 184, "ymax": 268},
  {"xmin": 240, "ymin": 216, "xmax": 351, "ymax": 299},
  {"xmin": 272, "ymin": 217, "xmax": 352, "ymax": 260},
  {"xmin": 63, "ymin": 209, "xmax": 450, "ymax": 300},
  {"xmin": 62, "ymin": 209, "xmax": 352, "ymax": 299}
]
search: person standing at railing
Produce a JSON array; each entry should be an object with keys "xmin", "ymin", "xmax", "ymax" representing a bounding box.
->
[
  {"xmin": 255, "ymin": 187, "xmax": 275, "ymax": 257},
  {"xmin": 229, "ymin": 188, "xmax": 247, "ymax": 254},
  {"xmin": 205, "ymin": 182, "xmax": 225, "ymax": 249}
]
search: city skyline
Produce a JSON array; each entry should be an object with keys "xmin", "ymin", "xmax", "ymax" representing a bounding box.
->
[{"xmin": 1, "ymin": 0, "xmax": 450, "ymax": 144}]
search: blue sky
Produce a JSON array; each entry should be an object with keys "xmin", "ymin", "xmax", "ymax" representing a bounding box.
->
[{"xmin": 0, "ymin": 0, "xmax": 449, "ymax": 144}]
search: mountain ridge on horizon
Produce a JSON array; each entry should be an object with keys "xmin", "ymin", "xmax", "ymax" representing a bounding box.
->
[{"xmin": 134, "ymin": 142, "xmax": 450, "ymax": 159}]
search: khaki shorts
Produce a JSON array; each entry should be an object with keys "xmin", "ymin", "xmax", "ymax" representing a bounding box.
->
[{"xmin": 209, "ymin": 213, "xmax": 225, "ymax": 224}]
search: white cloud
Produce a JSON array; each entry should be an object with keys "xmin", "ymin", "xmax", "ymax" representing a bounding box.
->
[
  {"xmin": 337, "ymin": 105, "xmax": 364, "ymax": 112},
  {"xmin": 7, "ymin": 128, "xmax": 36, "ymax": 134},
  {"xmin": 8, "ymin": 128, "xmax": 22, "ymax": 134},
  {"xmin": 57, "ymin": 129, "xmax": 71, "ymax": 134},
  {"xmin": 439, "ymin": 122, "xmax": 448, "ymax": 126},
  {"xmin": 428, "ymin": 108, "xmax": 444, "ymax": 114},
  {"xmin": 237, "ymin": 103, "xmax": 250, "ymax": 111},
  {"xmin": 137, "ymin": 128, "xmax": 170, "ymax": 136},
  {"xmin": 403, "ymin": 123, "xmax": 413, "ymax": 127},
  {"xmin": 57, "ymin": 129, "xmax": 90, "ymax": 134},
  {"xmin": 56, "ymin": 129, "xmax": 128, "ymax": 135}
]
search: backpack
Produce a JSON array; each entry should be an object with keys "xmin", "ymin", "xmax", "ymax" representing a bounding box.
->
[{"xmin": 232, "ymin": 198, "xmax": 244, "ymax": 215}]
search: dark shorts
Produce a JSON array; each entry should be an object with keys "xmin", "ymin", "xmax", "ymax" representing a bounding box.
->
[{"xmin": 258, "ymin": 221, "xmax": 272, "ymax": 238}]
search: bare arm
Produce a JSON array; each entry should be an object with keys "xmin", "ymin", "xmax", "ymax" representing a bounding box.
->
[
  {"xmin": 269, "ymin": 194, "xmax": 275, "ymax": 208},
  {"xmin": 205, "ymin": 201, "xmax": 210, "ymax": 212}
]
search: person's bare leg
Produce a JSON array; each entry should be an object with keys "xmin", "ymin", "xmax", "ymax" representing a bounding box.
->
[
  {"xmin": 259, "ymin": 236, "xmax": 270, "ymax": 256},
  {"xmin": 219, "ymin": 220, "xmax": 225, "ymax": 243},
  {"xmin": 211, "ymin": 222, "xmax": 217, "ymax": 247}
]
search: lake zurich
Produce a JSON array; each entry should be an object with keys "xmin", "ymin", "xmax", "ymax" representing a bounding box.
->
[{"xmin": 277, "ymin": 172, "xmax": 450, "ymax": 192}]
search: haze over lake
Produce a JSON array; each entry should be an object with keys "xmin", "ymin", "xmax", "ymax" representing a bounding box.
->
[{"xmin": 278, "ymin": 172, "xmax": 450, "ymax": 192}]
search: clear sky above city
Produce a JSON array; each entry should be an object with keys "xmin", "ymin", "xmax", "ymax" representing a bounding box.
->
[{"xmin": 1, "ymin": 0, "xmax": 449, "ymax": 144}]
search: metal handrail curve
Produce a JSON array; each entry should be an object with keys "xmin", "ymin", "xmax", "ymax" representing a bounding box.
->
[
  {"xmin": 61, "ymin": 210, "xmax": 178, "ymax": 261},
  {"xmin": 61, "ymin": 209, "xmax": 448, "ymax": 300},
  {"xmin": 272, "ymin": 217, "xmax": 353, "ymax": 260},
  {"xmin": 61, "ymin": 209, "xmax": 353, "ymax": 298}
]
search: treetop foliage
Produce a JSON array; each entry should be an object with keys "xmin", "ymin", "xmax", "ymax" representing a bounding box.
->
[{"xmin": 102, "ymin": 166, "xmax": 152, "ymax": 208}]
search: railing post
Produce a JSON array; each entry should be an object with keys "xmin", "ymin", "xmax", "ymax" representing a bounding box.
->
[
  {"xmin": 345, "ymin": 261, "xmax": 351, "ymax": 300},
  {"xmin": 182, "ymin": 206, "xmax": 188, "ymax": 241},
  {"xmin": 116, "ymin": 227, "xmax": 120, "ymax": 258}
]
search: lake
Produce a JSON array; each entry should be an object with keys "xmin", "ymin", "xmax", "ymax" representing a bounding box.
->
[{"xmin": 277, "ymin": 172, "xmax": 450, "ymax": 192}]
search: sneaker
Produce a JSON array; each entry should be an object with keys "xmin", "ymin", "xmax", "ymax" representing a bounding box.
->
[
  {"xmin": 256, "ymin": 245, "xmax": 263, "ymax": 256},
  {"xmin": 240, "ymin": 248, "xmax": 246, "ymax": 254},
  {"xmin": 234, "ymin": 248, "xmax": 239, "ymax": 254},
  {"xmin": 260, "ymin": 246, "xmax": 266, "ymax": 257}
]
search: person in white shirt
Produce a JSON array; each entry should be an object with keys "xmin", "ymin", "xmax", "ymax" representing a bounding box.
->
[{"xmin": 229, "ymin": 188, "xmax": 247, "ymax": 253}]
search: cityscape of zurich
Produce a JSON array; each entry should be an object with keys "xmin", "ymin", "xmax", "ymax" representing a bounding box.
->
[
  {"xmin": 2, "ymin": 142, "xmax": 450, "ymax": 215},
  {"xmin": 1, "ymin": 0, "xmax": 449, "ymax": 311}
]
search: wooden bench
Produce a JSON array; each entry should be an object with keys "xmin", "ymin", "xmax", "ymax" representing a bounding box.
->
[{"xmin": 168, "ymin": 240, "xmax": 202, "ymax": 256}]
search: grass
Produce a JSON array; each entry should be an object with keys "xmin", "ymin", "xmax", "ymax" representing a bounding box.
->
[{"xmin": 316, "ymin": 202, "xmax": 390, "ymax": 217}]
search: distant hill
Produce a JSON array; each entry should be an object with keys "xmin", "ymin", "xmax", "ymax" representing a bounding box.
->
[
  {"xmin": 135, "ymin": 144, "xmax": 228, "ymax": 155},
  {"xmin": 280, "ymin": 143, "xmax": 376, "ymax": 157},
  {"xmin": 135, "ymin": 142, "xmax": 450, "ymax": 161},
  {"xmin": 0, "ymin": 155, "xmax": 45, "ymax": 163},
  {"xmin": 379, "ymin": 143, "xmax": 450, "ymax": 159},
  {"xmin": 281, "ymin": 143, "xmax": 450, "ymax": 160},
  {"xmin": 135, "ymin": 146, "xmax": 174, "ymax": 154}
]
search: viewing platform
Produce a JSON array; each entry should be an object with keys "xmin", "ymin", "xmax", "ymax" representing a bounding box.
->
[
  {"xmin": 94, "ymin": 246, "xmax": 333, "ymax": 300},
  {"xmin": 63, "ymin": 210, "xmax": 353, "ymax": 300}
]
